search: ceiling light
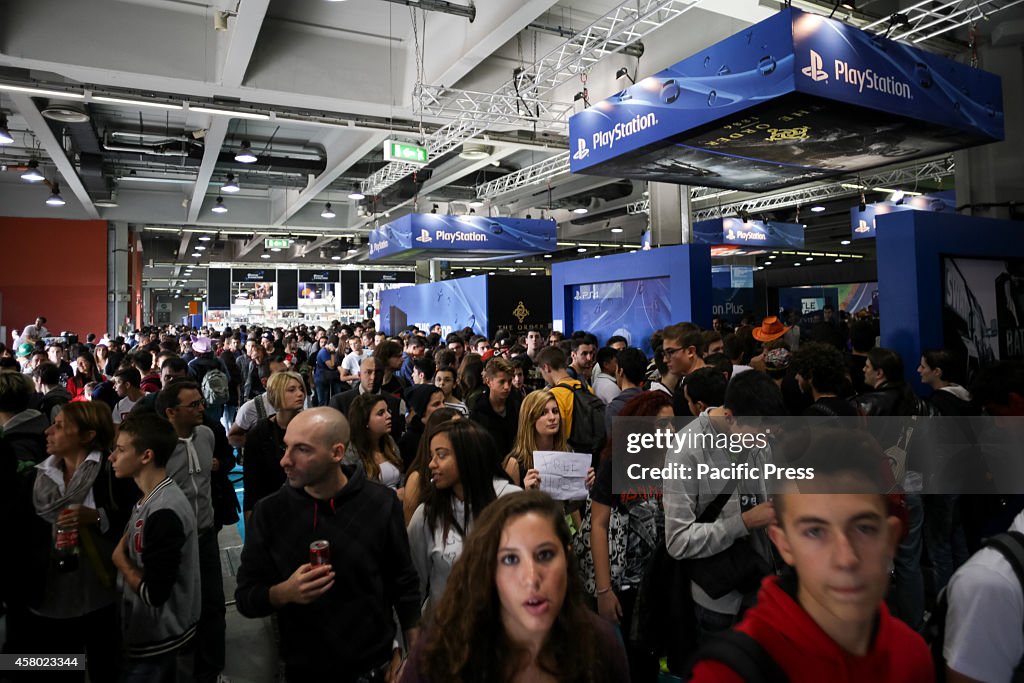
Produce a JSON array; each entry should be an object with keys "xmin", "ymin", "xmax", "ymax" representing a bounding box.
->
[
  {"xmin": 841, "ymin": 239, "xmax": 851, "ymax": 245},
  {"xmin": 221, "ymin": 173, "xmax": 240, "ymax": 193},
  {"xmin": 806, "ymin": 256, "xmax": 813, "ymax": 261},
  {"xmin": 331, "ymin": 254, "xmax": 342, "ymax": 260},
  {"xmin": 198, "ymin": 235, "xmax": 212, "ymax": 241},
  {"xmin": 469, "ymin": 198, "xmax": 485, "ymax": 208},
  {"xmin": 21, "ymin": 159, "xmax": 45, "ymax": 182},
  {"xmin": 531, "ymin": 272, "xmax": 538, "ymax": 276},
  {"xmin": 835, "ymin": 258, "xmax": 844, "ymax": 262},
  {"xmin": 810, "ymin": 205, "xmax": 826, "ymax": 213},
  {"xmin": 615, "ymin": 67, "xmax": 636, "ymax": 84},
  {"xmin": 211, "ymin": 196, "xmax": 228, "ymax": 213},
  {"xmin": 0, "ymin": 84, "xmax": 84, "ymax": 99},
  {"xmin": 890, "ymin": 190, "xmax": 905, "ymax": 204},
  {"xmin": 234, "ymin": 141, "xmax": 258, "ymax": 163},
  {"xmin": 577, "ymin": 247, "xmax": 587, "ymax": 253},
  {"xmin": 321, "ymin": 203, "xmax": 336, "ymax": 219},
  {"xmin": 543, "ymin": 254, "xmax": 552, "ymax": 259},
  {"xmin": 763, "ymin": 261, "xmax": 772, "ymax": 266},
  {"xmin": 573, "ymin": 207, "xmax": 589, "ymax": 215},
  {"xmin": 191, "ymin": 252, "xmax": 202, "ymax": 258},
  {"xmin": 94, "ymin": 193, "xmax": 119, "ymax": 208},
  {"xmin": 514, "ymin": 259, "xmax": 524, "ymax": 264},
  {"xmin": 260, "ymin": 252, "xmax": 271, "ymax": 259},
  {"xmin": 91, "ymin": 95, "xmax": 181, "ymax": 110},
  {"xmin": 348, "ymin": 191, "xmax": 365, "ymax": 200},
  {"xmin": 46, "ymin": 184, "xmax": 65, "ymax": 207},
  {"xmin": 0, "ymin": 115, "xmax": 12, "ymax": 144},
  {"xmin": 42, "ymin": 101, "xmax": 89, "ymax": 123},
  {"xmin": 270, "ymin": 247, "xmax": 281, "ymax": 253},
  {"xmin": 794, "ymin": 262, "xmax": 802, "ymax": 267},
  {"xmin": 192, "ymin": 107, "xmax": 269, "ymax": 121},
  {"xmin": 348, "ymin": 246, "xmax": 357, "ymax": 254},
  {"xmin": 459, "ymin": 142, "xmax": 491, "ymax": 160},
  {"xmin": 195, "ymin": 245, "xmax": 207, "ymax": 251}
]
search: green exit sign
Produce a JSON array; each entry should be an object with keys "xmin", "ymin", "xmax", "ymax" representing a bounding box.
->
[
  {"xmin": 383, "ymin": 140, "xmax": 429, "ymax": 166},
  {"xmin": 264, "ymin": 238, "xmax": 291, "ymax": 249}
]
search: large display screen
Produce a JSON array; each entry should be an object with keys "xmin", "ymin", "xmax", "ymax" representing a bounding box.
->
[
  {"xmin": 943, "ymin": 257, "xmax": 1024, "ymax": 385},
  {"xmin": 569, "ymin": 277, "xmax": 671, "ymax": 355}
]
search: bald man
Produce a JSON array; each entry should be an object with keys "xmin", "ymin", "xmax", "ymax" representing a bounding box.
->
[
  {"xmin": 328, "ymin": 357, "xmax": 406, "ymax": 441},
  {"xmin": 235, "ymin": 408, "xmax": 420, "ymax": 682}
]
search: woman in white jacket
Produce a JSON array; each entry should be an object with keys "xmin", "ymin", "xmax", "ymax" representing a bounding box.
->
[{"xmin": 407, "ymin": 419, "xmax": 520, "ymax": 612}]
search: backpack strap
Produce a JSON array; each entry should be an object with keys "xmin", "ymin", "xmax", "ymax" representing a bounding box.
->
[
  {"xmin": 696, "ymin": 477, "xmax": 740, "ymax": 524},
  {"xmin": 688, "ymin": 630, "xmax": 788, "ymax": 683},
  {"xmin": 980, "ymin": 532, "xmax": 1024, "ymax": 682}
]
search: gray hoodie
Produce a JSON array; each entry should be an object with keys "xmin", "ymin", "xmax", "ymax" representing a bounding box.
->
[{"xmin": 1, "ymin": 409, "xmax": 49, "ymax": 464}]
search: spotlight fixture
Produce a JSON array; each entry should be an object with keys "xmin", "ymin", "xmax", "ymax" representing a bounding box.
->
[
  {"xmin": 469, "ymin": 198, "xmax": 484, "ymax": 208},
  {"xmin": 573, "ymin": 90, "xmax": 591, "ymax": 107},
  {"xmin": 738, "ymin": 210, "xmax": 752, "ymax": 223},
  {"xmin": 198, "ymin": 234, "xmax": 212, "ymax": 241},
  {"xmin": 572, "ymin": 207, "xmax": 589, "ymax": 215},
  {"xmin": 195, "ymin": 245, "xmax": 207, "ymax": 251},
  {"xmin": 810, "ymin": 205, "xmax": 826, "ymax": 213},
  {"xmin": 331, "ymin": 254, "xmax": 342, "ymax": 261},
  {"xmin": 321, "ymin": 203, "xmax": 336, "ymax": 219},
  {"xmin": 234, "ymin": 140, "xmax": 257, "ymax": 163},
  {"xmin": 841, "ymin": 239, "xmax": 852, "ymax": 245},
  {"xmin": 890, "ymin": 190, "xmax": 905, "ymax": 204},
  {"xmin": 610, "ymin": 227, "xmax": 623, "ymax": 234},
  {"xmin": 348, "ymin": 191, "xmax": 365, "ymax": 201},
  {"xmin": 0, "ymin": 114, "xmax": 12, "ymax": 145},
  {"xmin": 221, "ymin": 173, "xmax": 240, "ymax": 193},
  {"xmin": 459, "ymin": 142, "xmax": 491, "ymax": 160},
  {"xmin": 211, "ymin": 196, "xmax": 228, "ymax": 213},
  {"xmin": 46, "ymin": 183, "xmax": 65, "ymax": 206},
  {"xmin": 21, "ymin": 159, "xmax": 45, "ymax": 182},
  {"xmin": 577, "ymin": 247, "xmax": 587, "ymax": 253},
  {"xmin": 615, "ymin": 67, "xmax": 636, "ymax": 84},
  {"xmin": 431, "ymin": 204, "xmax": 439, "ymax": 214}
]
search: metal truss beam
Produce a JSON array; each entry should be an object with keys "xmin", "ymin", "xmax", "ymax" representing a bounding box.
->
[
  {"xmin": 691, "ymin": 156, "xmax": 955, "ymax": 221},
  {"xmin": 476, "ymin": 151, "xmax": 570, "ymax": 199},
  {"xmin": 364, "ymin": 0, "xmax": 708, "ymax": 196},
  {"xmin": 861, "ymin": 0, "xmax": 1024, "ymax": 44}
]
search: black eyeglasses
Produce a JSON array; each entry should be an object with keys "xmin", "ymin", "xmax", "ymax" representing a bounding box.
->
[
  {"xmin": 662, "ymin": 346, "xmax": 684, "ymax": 357},
  {"xmin": 180, "ymin": 399, "xmax": 206, "ymax": 409}
]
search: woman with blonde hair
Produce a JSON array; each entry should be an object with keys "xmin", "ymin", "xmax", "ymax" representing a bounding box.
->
[
  {"xmin": 347, "ymin": 392, "xmax": 404, "ymax": 489},
  {"xmin": 243, "ymin": 370, "xmax": 306, "ymax": 522},
  {"xmin": 503, "ymin": 389, "xmax": 568, "ymax": 488}
]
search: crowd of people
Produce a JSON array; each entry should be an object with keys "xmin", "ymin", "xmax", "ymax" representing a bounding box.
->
[{"xmin": 1, "ymin": 310, "xmax": 1023, "ymax": 682}]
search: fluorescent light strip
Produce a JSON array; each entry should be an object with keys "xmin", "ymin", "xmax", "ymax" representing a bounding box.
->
[
  {"xmin": 0, "ymin": 83, "xmax": 85, "ymax": 99},
  {"xmin": 120, "ymin": 176, "xmax": 195, "ymax": 184},
  {"xmin": 92, "ymin": 96, "xmax": 181, "ymax": 110},
  {"xmin": 189, "ymin": 106, "xmax": 270, "ymax": 120}
]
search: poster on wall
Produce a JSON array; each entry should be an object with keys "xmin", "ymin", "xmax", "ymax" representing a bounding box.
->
[
  {"xmin": 942, "ymin": 257, "xmax": 1024, "ymax": 385},
  {"xmin": 569, "ymin": 277, "xmax": 671, "ymax": 355},
  {"xmin": 380, "ymin": 277, "xmax": 488, "ymax": 337},
  {"xmin": 233, "ymin": 282, "xmax": 275, "ymax": 303}
]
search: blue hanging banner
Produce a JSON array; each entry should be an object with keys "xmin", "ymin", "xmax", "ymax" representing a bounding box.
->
[
  {"xmin": 851, "ymin": 191, "xmax": 956, "ymax": 240},
  {"xmin": 368, "ymin": 214, "xmax": 557, "ymax": 261},
  {"xmin": 695, "ymin": 217, "xmax": 805, "ymax": 248},
  {"xmin": 568, "ymin": 8, "xmax": 1002, "ymax": 192}
]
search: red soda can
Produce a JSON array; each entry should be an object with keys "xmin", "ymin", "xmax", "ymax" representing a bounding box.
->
[{"xmin": 309, "ymin": 540, "xmax": 331, "ymax": 566}]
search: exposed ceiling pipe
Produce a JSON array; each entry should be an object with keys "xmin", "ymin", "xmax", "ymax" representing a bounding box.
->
[
  {"xmin": 103, "ymin": 133, "xmax": 198, "ymax": 157},
  {"xmin": 377, "ymin": 0, "xmax": 475, "ymax": 21},
  {"xmin": 528, "ymin": 22, "xmax": 645, "ymax": 58}
]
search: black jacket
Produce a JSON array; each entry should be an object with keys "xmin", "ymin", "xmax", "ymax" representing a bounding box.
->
[
  {"xmin": 855, "ymin": 383, "xmax": 933, "ymax": 418},
  {"xmin": 470, "ymin": 389, "xmax": 522, "ymax": 458},
  {"xmin": 235, "ymin": 465, "xmax": 420, "ymax": 680},
  {"xmin": 243, "ymin": 417, "xmax": 286, "ymax": 512},
  {"xmin": 329, "ymin": 389, "xmax": 405, "ymax": 441}
]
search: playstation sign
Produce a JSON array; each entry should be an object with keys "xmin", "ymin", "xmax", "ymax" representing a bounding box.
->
[
  {"xmin": 694, "ymin": 217, "xmax": 805, "ymax": 249},
  {"xmin": 568, "ymin": 8, "xmax": 1003, "ymax": 192},
  {"xmin": 368, "ymin": 213, "xmax": 557, "ymax": 262}
]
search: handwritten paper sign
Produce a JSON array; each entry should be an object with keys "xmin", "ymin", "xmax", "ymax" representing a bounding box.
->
[{"xmin": 534, "ymin": 451, "xmax": 590, "ymax": 501}]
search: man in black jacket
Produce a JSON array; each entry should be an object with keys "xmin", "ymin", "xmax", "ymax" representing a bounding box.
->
[
  {"xmin": 235, "ymin": 408, "xmax": 420, "ymax": 682},
  {"xmin": 470, "ymin": 356, "xmax": 522, "ymax": 456},
  {"xmin": 329, "ymin": 357, "xmax": 404, "ymax": 441}
]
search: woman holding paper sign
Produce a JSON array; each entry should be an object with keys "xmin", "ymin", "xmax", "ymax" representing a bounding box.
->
[
  {"xmin": 407, "ymin": 420, "xmax": 520, "ymax": 612},
  {"xmin": 503, "ymin": 390, "xmax": 569, "ymax": 488}
]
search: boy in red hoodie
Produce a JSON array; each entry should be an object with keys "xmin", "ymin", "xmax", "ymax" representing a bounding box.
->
[{"xmin": 689, "ymin": 429, "xmax": 934, "ymax": 682}]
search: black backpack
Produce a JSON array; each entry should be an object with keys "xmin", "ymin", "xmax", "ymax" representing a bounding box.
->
[
  {"xmin": 684, "ymin": 630, "xmax": 789, "ymax": 683},
  {"xmin": 559, "ymin": 380, "xmax": 606, "ymax": 457},
  {"xmin": 925, "ymin": 531, "xmax": 1024, "ymax": 682}
]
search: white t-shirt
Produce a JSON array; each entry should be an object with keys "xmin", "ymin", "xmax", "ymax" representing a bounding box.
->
[
  {"xmin": 113, "ymin": 396, "xmax": 141, "ymax": 424},
  {"xmin": 945, "ymin": 511, "xmax": 1024, "ymax": 681},
  {"xmin": 232, "ymin": 394, "xmax": 277, "ymax": 432},
  {"xmin": 341, "ymin": 350, "xmax": 370, "ymax": 378}
]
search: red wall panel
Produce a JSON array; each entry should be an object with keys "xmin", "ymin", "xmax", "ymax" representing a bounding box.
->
[{"xmin": 0, "ymin": 218, "xmax": 108, "ymax": 342}]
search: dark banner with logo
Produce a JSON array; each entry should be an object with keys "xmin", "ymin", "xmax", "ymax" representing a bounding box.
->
[
  {"xmin": 231, "ymin": 268, "xmax": 275, "ymax": 283},
  {"xmin": 298, "ymin": 269, "xmax": 340, "ymax": 283},
  {"xmin": 487, "ymin": 275, "xmax": 553, "ymax": 339},
  {"xmin": 361, "ymin": 271, "xmax": 416, "ymax": 284}
]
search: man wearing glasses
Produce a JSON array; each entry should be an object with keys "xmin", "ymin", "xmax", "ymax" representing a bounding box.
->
[
  {"xmin": 661, "ymin": 322, "xmax": 708, "ymax": 417},
  {"xmin": 156, "ymin": 380, "xmax": 226, "ymax": 683}
]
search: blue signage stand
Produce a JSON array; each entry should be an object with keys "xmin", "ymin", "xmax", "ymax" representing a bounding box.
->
[
  {"xmin": 551, "ymin": 245, "xmax": 712, "ymax": 355},
  {"xmin": 877, "ymin": 211, "xmax": 1024, "ymax": 391}
]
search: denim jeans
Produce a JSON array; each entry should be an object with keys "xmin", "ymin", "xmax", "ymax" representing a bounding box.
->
[
  {"xmin": 890, "ymin": 493, "xmax": 925, "ymax": 630},
  {"xmin": 924, "ymin": 494, "xmax": 969, "ymax": 594},
  {"xmin": 121, "ymin": 651, "xmax": 177, "ymax": 683}
]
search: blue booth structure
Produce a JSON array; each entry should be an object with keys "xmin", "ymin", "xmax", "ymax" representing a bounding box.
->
[
  {"xmin": 379, "ymin": 274, "xmax": 553, "ymax": 339},
  {"xmin": 551, "ymin": 245, "xmax": 712, "ymax": 354},
  {"xmin": 877, "ymin": 211, "xmax": 1024, "ymax": 391}
]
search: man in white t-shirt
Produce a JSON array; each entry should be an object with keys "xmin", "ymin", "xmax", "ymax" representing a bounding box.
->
[
  {"xmin": 944, "ymin": 510, "xmax": 1024, "ymax": 682},
  {"xmin": 340, "ymin": 336, "xmax": 370, "ymax": 384},
  {"xmin": 112, "ymin": 367, "xmax": 145, "ymax": 425}
]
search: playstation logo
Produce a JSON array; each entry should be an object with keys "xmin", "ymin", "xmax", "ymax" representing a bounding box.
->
[
  {"xmin": 726, "ymin": 229, "xmax": 737, "ymax": 240},
  {"xmin": 415, "ymin": 229, "xmax": 433, "ymax": 243},
  {"xmin": 802, "ymin": 50, "xmax": 829, "ymax": 82},
  {"xmin": 854, "ymin": 220, "xmax": 872, "ymax": 233},
  {"xmin": 572, "ymin": 138, "xmax": 589, "ymax": 161}
]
